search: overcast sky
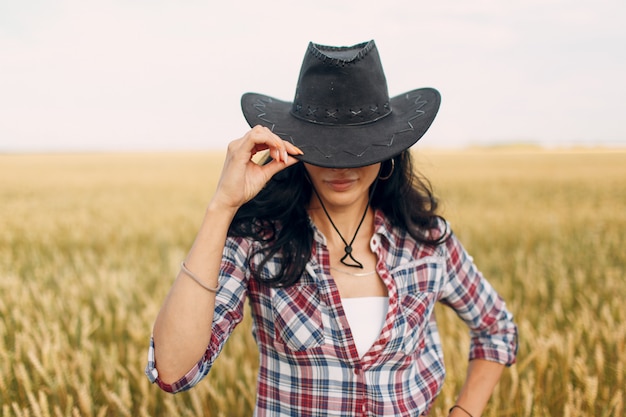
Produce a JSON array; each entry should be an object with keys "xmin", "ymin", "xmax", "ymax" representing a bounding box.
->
[{"xmin": 1, "ymin": 0, "xmax": 625, "ymax": 152}]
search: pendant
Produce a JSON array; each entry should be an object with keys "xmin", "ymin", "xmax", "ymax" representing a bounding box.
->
[{"xmin": 340, "ymin": 245, "xmax": 364, "ymax": 268}]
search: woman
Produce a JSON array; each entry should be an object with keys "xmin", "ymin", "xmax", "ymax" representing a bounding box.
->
[{"xmin": 147, "ymin": 40, "xmax": 517, "ymax": 416}]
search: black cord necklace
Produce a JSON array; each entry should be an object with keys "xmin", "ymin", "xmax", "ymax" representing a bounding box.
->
[{"xmin": 310, "ymin": 176, "xmax": 379, "ymax": 269}]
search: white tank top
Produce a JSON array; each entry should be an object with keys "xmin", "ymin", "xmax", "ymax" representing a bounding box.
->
[{"xmin": 341, "ymin": 297, "xmax": 389, "ymax": 358}]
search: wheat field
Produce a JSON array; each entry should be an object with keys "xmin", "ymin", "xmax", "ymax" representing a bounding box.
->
[{"xmin": 0, "ymin": 148, "xmax": 625, "ymax": 416}]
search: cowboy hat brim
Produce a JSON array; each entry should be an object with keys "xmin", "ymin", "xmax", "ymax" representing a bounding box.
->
[{"xmin": 241, "ymin": 87, "xmax": 440, "ymax": 168}]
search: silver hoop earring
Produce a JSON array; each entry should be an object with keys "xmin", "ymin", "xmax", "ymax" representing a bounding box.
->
[{"xmin": 379, "ymin": 159, "xmax": 395, "ymax": 180}]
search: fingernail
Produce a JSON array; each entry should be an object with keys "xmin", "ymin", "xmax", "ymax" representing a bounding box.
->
[{"xmin": 283, "ymin": 151, "xmax": 289, "ymax": 161}]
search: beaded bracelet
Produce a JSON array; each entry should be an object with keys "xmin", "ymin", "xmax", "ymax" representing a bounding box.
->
[
  {"xmin": 449, "ymin": 404, "xmax": 474, "ymax": 417},
  {"xmin": 180, "ymin": 262, "xmax": 219, "ymax": 293}
]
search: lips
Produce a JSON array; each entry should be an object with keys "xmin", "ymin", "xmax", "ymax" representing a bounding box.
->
[{"xmin": 325, "ymin": 178, "xmax": 357, "ymax": 192}]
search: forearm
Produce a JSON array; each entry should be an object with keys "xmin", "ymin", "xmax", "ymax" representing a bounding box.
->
[
  {"xmin": 150, "ymin": 128, "xmax": 301, "ymax": 385},
  {"xmin": 449, "ymin": 359, "xmax": 505, "ymax": 417},
  {"xmin": 152, "ymin": 201, "xmax": 237, "ymax": 384}
]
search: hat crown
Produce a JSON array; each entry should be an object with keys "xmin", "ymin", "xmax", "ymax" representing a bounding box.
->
[{"xmin": 291, "ymin": 40, "xmax": 392, "ymax": 126}]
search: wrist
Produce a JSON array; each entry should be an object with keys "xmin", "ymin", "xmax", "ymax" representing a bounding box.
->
[
  {"xmin": 449, "ymin": 404, "xmax": 474, "ymax": 417},
  {"xmin": 206, "ymin": 197, "xmax": 239, "ymax": 219},
  {"xmin": 198, "ymin": 199, "xmax": 238, "ymax": 240}
]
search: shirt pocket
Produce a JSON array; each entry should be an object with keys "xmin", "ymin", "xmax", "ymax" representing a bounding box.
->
[
  {"xmin": 392, "ymin": 256, "xmax": 444, "ymax": 355},
  {"xmin": 399, "ymin": 291, "xmax": 436, "ymax": 355},
  {"xmin": 271, "ymin": 283, "xmax": 325, "ymax": 352}
]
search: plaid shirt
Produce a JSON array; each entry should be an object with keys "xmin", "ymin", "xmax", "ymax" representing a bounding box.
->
[{"xmin": 146, "ymin": 211, "xmax": 517, "ymax": 416}]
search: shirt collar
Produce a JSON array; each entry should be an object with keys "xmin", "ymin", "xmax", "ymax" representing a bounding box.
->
[
  {"xmin": 373, "ymin": 209, "xmax": 394, "ymax": 240},
  {"xmin": 308, "ymin": 215, "xmax": 327, "ymax": 246}
]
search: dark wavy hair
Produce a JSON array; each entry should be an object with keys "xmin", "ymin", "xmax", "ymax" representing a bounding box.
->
[{"xmin": 228, "ymin": 151, "xmax": 448, "ymax": 287}]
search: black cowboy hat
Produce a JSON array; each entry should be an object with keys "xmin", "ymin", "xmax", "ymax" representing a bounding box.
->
[{"xmin": 241, "ymin": 40, "xmax": 440, "ymax": 168}]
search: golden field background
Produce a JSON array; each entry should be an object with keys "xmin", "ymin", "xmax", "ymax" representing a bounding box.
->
[{"xmin": 1, "ymin": 148, "xmax": 625, "ymax": 416}]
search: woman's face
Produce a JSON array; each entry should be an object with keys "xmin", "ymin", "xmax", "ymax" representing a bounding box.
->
[{"xmin": 304, "ymin": 162, "xmax": 381, "ymax": 210}]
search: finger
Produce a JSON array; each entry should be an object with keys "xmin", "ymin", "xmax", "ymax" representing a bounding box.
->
[
  {"xmin": 245, "ymin": 125, "xmax": 278, "ymax": 148},
  {"xmin": 265, "ymin": 129, "xmax": 288, "ymax": 163},
  {"xmin": 246, "ymin": 126, "xmax": 303, "ymax": 163},
  {"xmin": 243, "ymin": 126, "xmax": 285, "ymax": 162},
  {"xmin": 261, "ymin": 151, "xmax": 301, "ymax": 178},
  {"xmin": 285, "ymin": 141, "xmax": 304, "ymax": 156},
  {"xmin": 259, "ymin": 126, "xmax": 302, "ymax": 163},
  {"xmin": 266, "ymin": 136, "xmax": 304, "ymax": 163}
]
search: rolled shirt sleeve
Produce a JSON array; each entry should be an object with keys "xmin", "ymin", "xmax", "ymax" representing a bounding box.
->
[
  {"xmin": 439, "ymin": 230, "xmax": 518, "ymax": 366},
  {"xmin": 145, "ymin": 236, "xmax": 251, "ymax": 392}
]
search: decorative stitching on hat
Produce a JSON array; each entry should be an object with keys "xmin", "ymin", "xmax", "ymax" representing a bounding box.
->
[
  {"xmin": 292, "ymin": 101, "xmax": 390, "ymax": 125},
  {"xmin": 251, "ymin": 91, "xmax": 430, "ymax": 161},
  {"xmin": 394, "ymin": 94, "xmax": 427, "ymax": 134},
  {"xmin": 326, "ymin": 110, "xmax": 338, "ymax": 119},
  {"xmin": 252, "ymin": 97, "xmax": 276, "ymax": 131}
]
